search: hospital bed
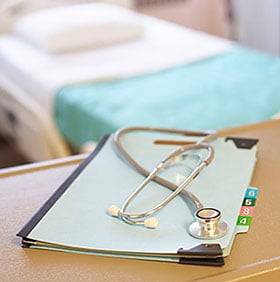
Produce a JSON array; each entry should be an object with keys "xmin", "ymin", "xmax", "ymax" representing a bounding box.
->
[{"xmin": 0, "ymin": 2, "xmax": 279, "ymax": 162}]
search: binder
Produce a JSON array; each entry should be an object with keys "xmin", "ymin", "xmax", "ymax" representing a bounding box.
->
[{"xmin": 17, "ymin": 130, "xmax": 258, "ymax": 266}]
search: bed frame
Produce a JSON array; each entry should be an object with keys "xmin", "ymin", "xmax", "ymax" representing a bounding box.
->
[{"xmin": 0, "ymin": 73, "xmax": 70, "ymax": 161}]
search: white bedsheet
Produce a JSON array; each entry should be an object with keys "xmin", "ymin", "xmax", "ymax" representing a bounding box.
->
[{"xmin": 0, "ymin": 12, "xmax": 233, "ymax": 114}]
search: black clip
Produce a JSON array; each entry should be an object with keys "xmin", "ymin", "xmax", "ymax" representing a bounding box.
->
[
  {"xmin": 177, "ymin": 244, "xmax": 224, "ymax": 266},
  {"xmin": 225, "ymin": 137, "xmax": 258, "ymax": 149}
]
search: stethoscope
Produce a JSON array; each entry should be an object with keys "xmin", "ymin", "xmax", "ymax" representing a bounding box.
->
[{"xmin": 108, "ymin": 127, "xmax": 229, "ymax": 239}]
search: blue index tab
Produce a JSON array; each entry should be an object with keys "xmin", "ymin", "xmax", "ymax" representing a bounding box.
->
[{"xmin": 245, "ymin": 187, "xmax": 258, "ymax": 199}]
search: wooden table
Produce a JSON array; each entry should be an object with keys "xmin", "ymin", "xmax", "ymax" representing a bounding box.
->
[{"xmin": 1, "ymin": 120, "xmax": 280, "ymax": 281}]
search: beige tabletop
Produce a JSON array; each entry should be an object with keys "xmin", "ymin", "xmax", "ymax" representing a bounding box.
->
[{"xmin": 1, "ymin": 120, "xmax": 280, "ymax": 281}]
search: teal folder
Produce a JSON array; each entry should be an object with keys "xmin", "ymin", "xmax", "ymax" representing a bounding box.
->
[{"xmin": 17, "ymin": 131, "xmax": 258, "ymax": 266}]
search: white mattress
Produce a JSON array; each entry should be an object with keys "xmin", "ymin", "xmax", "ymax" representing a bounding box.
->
[{"xmin": 0, "ymin": 11, "xmax": 233, "ymax": 114}]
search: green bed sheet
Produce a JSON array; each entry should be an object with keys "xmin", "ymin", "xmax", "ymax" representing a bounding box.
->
[{"xmin": 55, "ymin": 47, "xmax": 280, "ymax": 147}]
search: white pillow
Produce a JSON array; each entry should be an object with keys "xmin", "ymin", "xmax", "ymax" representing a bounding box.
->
[{"xmin": 12, "ymin": 3, "xmax": 144, "ymax": 53}]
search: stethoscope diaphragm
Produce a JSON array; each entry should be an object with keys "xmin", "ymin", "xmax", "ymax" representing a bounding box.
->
[{"xmin": 189, "ymin": 207, "xmax": 228, "ymax": 239}]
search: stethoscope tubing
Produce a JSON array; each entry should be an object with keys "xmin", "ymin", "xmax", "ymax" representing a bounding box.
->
[
  {"xmin": 118, "ymin": 143, "xmax": 212, "ymax": 220},
  {"xmin": 113, "ymin": 126, "xmax": 214, "ymax": 210}
]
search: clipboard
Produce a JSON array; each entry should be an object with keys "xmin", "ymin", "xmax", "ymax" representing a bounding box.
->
[{"xmin": 17, "ymin": 131, "xmax": 258, "ymax": 266}]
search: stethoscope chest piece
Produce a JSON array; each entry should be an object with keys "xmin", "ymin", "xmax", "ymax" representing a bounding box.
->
[{"xmin": 189, "ymin": 207, "xmax": 228, "ymax": 239}]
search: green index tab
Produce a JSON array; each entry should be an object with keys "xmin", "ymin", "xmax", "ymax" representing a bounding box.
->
[{"xmin": 236, "ymin": 216, "xmax": 252, "ymax": 226}]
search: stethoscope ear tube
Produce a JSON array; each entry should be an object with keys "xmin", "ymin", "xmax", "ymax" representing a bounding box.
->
[
  {"xmin": 109, "ymin": 142, "xmax": 213, "ymax": 228},
  {"xmin": 113, "ymin": 127, "xmax": 212, "ymax": 210}
]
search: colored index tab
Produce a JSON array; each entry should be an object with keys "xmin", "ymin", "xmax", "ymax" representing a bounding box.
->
[
  {"xmin": 245, "ymin": 187, "xmax": 258, "ymax": 199},
  {"xmin": 242, "ymin": 197, "xmax": 256, "ymax": 207},
  {"xmin": 237, "ymin": 216, "xmax": 252, "ymax": 226}
]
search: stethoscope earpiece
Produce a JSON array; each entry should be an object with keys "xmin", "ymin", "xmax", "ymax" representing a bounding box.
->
[
  {"xmin": 108, "ymin": 205, "xmax": 158, "ymax": 228},
  {"xmin": 189, "ymin": 207, "xmax": 228, "ymax": 239}
]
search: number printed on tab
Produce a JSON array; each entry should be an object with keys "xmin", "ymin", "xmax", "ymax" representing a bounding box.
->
[
  {"xmin": 237, "ymin": 216, "xmax": 252, "ymax": 226},
  {"xmin": 243, "ymin": 198, "xmax": 256, "ymax": 206},
  {"xmin": 245, "ymin": 188, "xmax": 258, "ymax": 199}
]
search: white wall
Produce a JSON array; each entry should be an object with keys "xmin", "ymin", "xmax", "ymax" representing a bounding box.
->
[
  {"xmin": 232, "ymin": 0, "xmax": 280, "ymax": 56},
  {"xmin": 135, "ymin": 0, "xmax": 230, "ymax": 38}
]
